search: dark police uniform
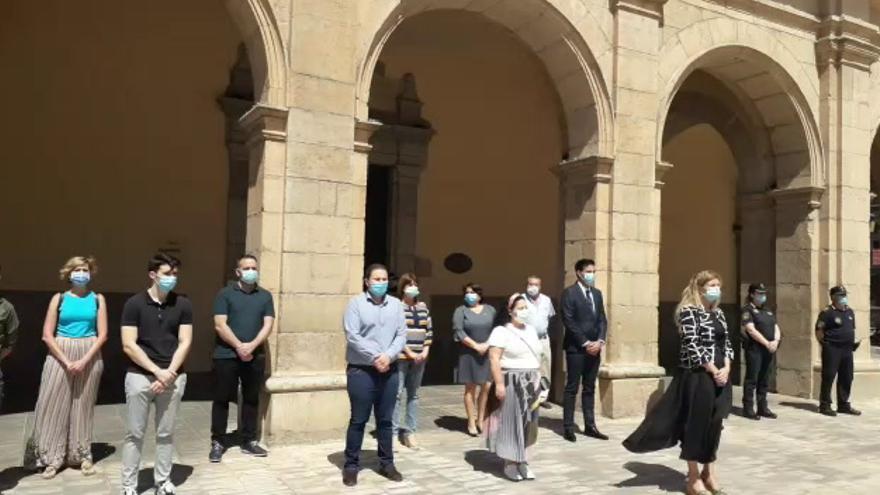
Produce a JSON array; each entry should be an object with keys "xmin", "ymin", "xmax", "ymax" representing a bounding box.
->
[
  {"xmin": 815, "ymin": 299, "xmax": 856, "ymax": 410},
  {"xmin": 741, "ymin": 302, "xmax": 777, "ymax": 413}
]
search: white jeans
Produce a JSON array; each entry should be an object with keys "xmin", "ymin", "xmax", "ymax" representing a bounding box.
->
[
  {"xmin": 539, "ymin": 336, "xmax": 552, "ymax": 383},
  {"xmin": 121, "ymin": 372, "xmax": 187, "ymax": 489}
]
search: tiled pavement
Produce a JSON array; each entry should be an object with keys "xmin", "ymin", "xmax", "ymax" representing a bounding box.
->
[{"xmin": 1, "ymin": 385, "xmax": 878, "ymax": 494}]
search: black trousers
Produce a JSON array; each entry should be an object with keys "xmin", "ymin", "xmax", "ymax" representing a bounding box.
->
[
  {"xmin": 211, "ymin": 354, "xmax": 266, "ymax": 443},
  {"xmin": 742, "ymin": 343, "xmax": 774, "ymax": 410},
  {"xmin": 680, "ymin": 370, "xmax": 730, "ymax": 464},
  {"xmin": 563, "ymin": 351, "xmax": 601, "ymax": 430},
  {"xmin": 820, "ymin": 343, "xmax": 854, "ymax": 408},
  {"xmin": 344, "ymin": 364, "xmax": 399, "ymax": 470}
]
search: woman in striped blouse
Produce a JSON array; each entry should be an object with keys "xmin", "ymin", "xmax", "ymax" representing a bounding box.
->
[
  {"xmin": 623, "ymin": 270, "xmax": 733, "ymax": 495},
  {"xmin": 392, "ymin": 273, "xmax": 433, "ymax": 450}
]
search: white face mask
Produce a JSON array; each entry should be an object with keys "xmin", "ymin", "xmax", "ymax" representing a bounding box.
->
[
  {"xmin": 404, "ymin": 286, "xmax": 420, "ymax": 299},
  {"xmin": 526, "ymin": 285, "xmax": 540, "ymax": 297},
  {"xmin": 515, "ymin": 308, "xmax": 531, "ymax": 322}
]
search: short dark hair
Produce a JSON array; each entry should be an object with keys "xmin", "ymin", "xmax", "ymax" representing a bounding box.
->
[
  {"xmin": 575, "ymin": 259, "xmax": 595, "ymax": 272},
  {"xmin": 462, "ymin": 282, "xmax": 483, "ymax": 300},
  {"xmin": 397, "ymin": 272, "xmax": 418, "ymax": 297},
  {"xmin": 148, "ymin": 253, "xmax": 181, "ymax": 273},
  {"xmin": 364, "ymin": 263, "xmax": 388, "ymax": 280},
  {"xmin": 238, "ymin": 254, "xmax": 258, "ymax": 266}
]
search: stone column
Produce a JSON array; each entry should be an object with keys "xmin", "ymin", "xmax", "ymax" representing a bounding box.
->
[
  {"xmin": 815, "ymin": 16, "xmax": 880, "ymax": 398},
  {"xmin": 219, "ymin": 96, "xmax": 253, "ymax": 275},
  {"xmin": 771, "ymin": 187, "xmax": 823, "ymax": 397},
  {"xmin": 258, "ymin": 2, "xmax": 364, "ymax": 443},
  {"xmin": 389, "ymin": 162, "xmax": 424, "ymax": 275},
  {"xmin": 596, "ymin": 0, "xmax": 669, "ymax": 418}
]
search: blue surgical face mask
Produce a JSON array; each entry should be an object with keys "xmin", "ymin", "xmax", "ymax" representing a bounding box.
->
[
  {"xmin": 704, "ymin": 286, "xmax": 721, "ymax": 303},
  {"xmin": 368, "ymin": 282, "xmax": 388, "ymax": 298},
  {"xmin": 754, "ymin": 294, "xmax": 767, "ymax": 306},
  {"xmin": 240, "ymin": 269, "xmax": 259, "ymax": 284},
  {"xmin": 157, "ymin": 275, "xmax": 178, "ymax": 293},
  {"xmin": 837, "ymin": 296, "xmax": 848, "ymax": 306},
  {"xmin": 464, "ymin": 293, "xmax": 479, "ymax": 306},
  {"xmin": 582, "ymin": 272, "xmax": 596, "ymax": 285},
  {"xmin": 70, "ymin": 272, "xmax": 91, "ymax": 287}
]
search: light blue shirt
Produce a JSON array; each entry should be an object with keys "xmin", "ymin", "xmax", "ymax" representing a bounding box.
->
[{"xmin": 343, "ymin": 293, "xmax": 407, "ymax": 366}]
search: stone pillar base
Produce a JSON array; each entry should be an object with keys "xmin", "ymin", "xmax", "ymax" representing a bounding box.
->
[
  {"xmin": 811, "ymin": 360, "xmax": 880, "ymax": 403},
  {"xmin": 262, "ymin": 372, "xmax": 349, "ymax": 445},
  {"xmin": 597, "ymin": 364, "xmax": 668, "ymax": 418}
]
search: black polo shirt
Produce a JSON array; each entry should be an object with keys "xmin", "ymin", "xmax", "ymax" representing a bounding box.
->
[
  {"xmin": 740, "ymin": 303, "xmax": 777, "ymax": 341},
  {"xmin": 815, "ymin": 305, "xmax": 855, "ymax": 345},
  {"xmin": 121, "ymin": 291, "xmax": 193, "ymax": 374},
  {"xmin": 212, "ymin": 282, "xmax": 275, "ymax": 359}
]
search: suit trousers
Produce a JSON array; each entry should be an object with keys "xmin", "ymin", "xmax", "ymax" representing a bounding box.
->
[{"xmin": 563, "ymin": 351, "xmax": 600, "ymax": 430}]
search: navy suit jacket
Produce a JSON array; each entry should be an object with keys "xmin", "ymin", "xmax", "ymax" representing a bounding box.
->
[{"xmin": 561, "ymin": 283, "xmax": 607, "ymax": 353}]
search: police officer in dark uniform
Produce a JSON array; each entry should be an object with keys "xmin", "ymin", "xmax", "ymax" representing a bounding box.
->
[
  {"xmin": 740, "ymin": 283, "xmax": 780, "ymax": 420},
  {"xmin": 815, "ymin": 286, "xmax": 862, "ymax": 417}
]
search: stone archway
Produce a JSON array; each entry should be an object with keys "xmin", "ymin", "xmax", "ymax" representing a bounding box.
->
[{"xmin": 658, "ymin": 39, "xmax": 824, "ymax": 398}]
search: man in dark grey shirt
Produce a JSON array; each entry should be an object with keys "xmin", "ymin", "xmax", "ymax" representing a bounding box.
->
[
  {"xmin": 0, "ymin": 263, "xmax": 21, "ymax": 411},
  {"xmin": 342, "ymin": 264, "xmax": 406, "ymax": 487}
]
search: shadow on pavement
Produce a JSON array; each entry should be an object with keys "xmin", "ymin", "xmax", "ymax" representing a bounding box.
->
[
  {"xmin": 463, "ymin": 449, "xmax": 507, "ymax": 481},
  {"xmin": 779, "ymin": 401, "xmax": 818, "ymax": 413},
  {"xmin": 434, "ymin": 415, "xmax": 469, "ymax": 435},
  {"xmin": 538, "ymin": 417, "xmax": 568, "ymax": 437},
  {"xmin": 0, "ymin": 467, "xmax": 32, "ymax": 492},
  {"xmin": 92, "ymin": 442, "xmax": 116, "ymax": 463},
  {"xmin": 137, "ymin": 464, "xmax": 194, "ymax": 492},
  {"xmin": 614, "ymin": 461, "xmax": 684, "ymax": 492}
]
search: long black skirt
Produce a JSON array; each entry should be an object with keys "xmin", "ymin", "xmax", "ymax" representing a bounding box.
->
[{"xmin": 623, "ymin": 368, "xmax": 731, "ymax": 464}]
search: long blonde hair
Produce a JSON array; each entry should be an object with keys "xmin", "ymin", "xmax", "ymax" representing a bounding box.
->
[{"xmin": 674, "ymin": 270, "xmax": 722, "ymax": 328}]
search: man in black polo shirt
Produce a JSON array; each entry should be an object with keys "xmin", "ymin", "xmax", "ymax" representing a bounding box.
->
[
  {"xmin": 740, "ymin": 283, "xmax": 781, "ymax": 420},
  {"xmin": 120, "ymin": 253, "xmax": 193, "ymax": 495},
  {"xmin": 209, "ymin": 254, "xmax": 275, "ymax": 462},
  {"xmin": 815, "ymin": 286, "xmax": 861, "ymax": 417}
]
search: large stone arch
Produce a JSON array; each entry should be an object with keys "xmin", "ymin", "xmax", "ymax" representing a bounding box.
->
[
  {"xmin": 658, "ymin": 20, "xmax": 824, "ymax": 189},
  {"xmin": 223, "ymin": 0, "xmax": 287, "ymax": 106},
  {"xmin": 356, "ymin": 0, "xmax": 614, "ymax": 159}
]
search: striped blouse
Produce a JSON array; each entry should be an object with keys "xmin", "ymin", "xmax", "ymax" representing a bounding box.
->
[{"xmin": 399, "ymin": 301, "xmax": 433, "ymax": 360}]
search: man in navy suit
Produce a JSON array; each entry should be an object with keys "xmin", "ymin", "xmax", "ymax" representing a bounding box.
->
[{"xmin": 561, "ymin": 258, "xmax": 608, "ymax": 442}]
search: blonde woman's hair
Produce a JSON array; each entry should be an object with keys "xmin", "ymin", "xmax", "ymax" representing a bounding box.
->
[
  {"xmin": 59, "ymin": 256, "xmax": 98, "ymax": 281},
  {"xmin": 674, "ymin": 270, "xmax": 722, "ymax": 328}
]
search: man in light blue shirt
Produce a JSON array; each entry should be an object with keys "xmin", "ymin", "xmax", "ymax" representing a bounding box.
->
[
  {"xmin": 342, "ymin": 264, "xmax": 407, "ymax": 487},
  {"xmin": 524, "ymin": 275, "xmax": 556, "ymax": 408}
]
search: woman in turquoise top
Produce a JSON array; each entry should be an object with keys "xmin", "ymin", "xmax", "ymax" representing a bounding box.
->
[{"xmin": 24, "ymin": 256, "xmax": 107, "ymax": 479}]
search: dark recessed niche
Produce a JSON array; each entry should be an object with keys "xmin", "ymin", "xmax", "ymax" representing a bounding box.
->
[{"xmin": 444, "ymin": 252, "xmax": 473, "ymax": 274}]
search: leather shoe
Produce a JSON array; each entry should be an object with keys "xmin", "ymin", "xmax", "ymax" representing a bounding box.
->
[
  {"xmin": 562, "ymin": 429, "xmax": 577, "ymax": 442},
  {"xmin": 742, "ymin": 408, "xmax": 760, "ymax": 420},
  {"xmin": 342, "ymin": 468, "xmax": 358, "ymax": 487},
  {"xmin": 819, "ymin": 405, "xmax": 837, "ymax": 417},
  {"xmin": 540, "ymin": 402, "xmax": 552, "ymax": 410},
  {"xmin": 378, "ymin": 465, "xmax": 404, "ymax": 482},
  {"xmin": 838, "ymin": 405, "xmax": 862, "ymax": 416},
  {"xmin": 757, "ymin": 408, "xmax": 777, "ymax": 419},
  {"xmin": 583, "ymin": 425, "xmax": 609, "ymax": 440}
]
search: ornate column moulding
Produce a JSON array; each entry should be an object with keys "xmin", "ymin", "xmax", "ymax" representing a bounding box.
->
[
  {"xmin": 611, "ymin": 0, "xmax": 668, "ymax": 21},
  {"xmin": 354, "ymin": 119, "xmax": 381, "ymax": 154},
  {"xmin": 654, "ymin": 160, "xmax": 673, "ymax": 189},
  {"xmin": 553, "ymin": 155, "xmax": 614, "ymax": 184},
  {"xmin": 238, "ymin": 103, "xmax": 288, "ymax": 145},
  {"xmin": 770, "ymin": 185, "xmax": 826, "ymax": 210},
  {"xmin": 815, "ymin": 16, "xmax": 880, "ymax": 71}
]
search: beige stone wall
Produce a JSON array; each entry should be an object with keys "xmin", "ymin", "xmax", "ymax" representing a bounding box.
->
[
  {"xmin": 0, "ymin": 0, "xmax": 242, "ymax": 371},
  {"xmin": 376, "ymin": 11, "xmax": 565, "ymax": 299},
  {"xmin": 660, "ymin": 124, "xmax": 738, "ymax": 303}
]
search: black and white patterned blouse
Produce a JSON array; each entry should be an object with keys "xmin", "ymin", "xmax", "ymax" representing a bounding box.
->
[{"xmin": 678, "ymin": 306, "xmax": 735, "ymax": 369}]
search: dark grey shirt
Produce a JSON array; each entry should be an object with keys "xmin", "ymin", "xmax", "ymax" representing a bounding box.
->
[{"xmin": 343, "ymin": 293, "xmax": 407, "ymax": 366}]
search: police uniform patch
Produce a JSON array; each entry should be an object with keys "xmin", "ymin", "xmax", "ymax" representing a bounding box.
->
[
  {"xmin": 834, "ymin": 317, "xmax": 842, "ymax": 325},
  {"xmin": 742, "ymin": 312, "xmax": 751, "ymax": 321},
  {"xmin": 767, "ymin": 311, "xmax": 773, "ymax": 316},
  {"xmin": 817, "ymin": 320, "xmax": 825, "ymax": 328}
]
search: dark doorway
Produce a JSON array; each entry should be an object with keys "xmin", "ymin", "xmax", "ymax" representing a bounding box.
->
[{"xmin": 364, "ymin": 165, "xmax": 392, "ymax": 268}]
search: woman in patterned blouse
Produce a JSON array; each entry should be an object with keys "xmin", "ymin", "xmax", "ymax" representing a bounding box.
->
[{"xmin": 623, "ymin": 270, "xmax": 733, "ymax": 495}]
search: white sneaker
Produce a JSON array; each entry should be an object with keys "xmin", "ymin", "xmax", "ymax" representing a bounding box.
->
[
  {"xmin": 503, "ymin": 462, "xmax": 523, "ymax": 482},
  {"xmin": 517, "ymin": 462, "xmax": 536, "ymax": 480},
  {"xmin": 122, "ymin": 488, "xmax": 138, "ymax": 495},
  {"xmin": 156, "ymin": 480, "xmax": 176, "ymax": 495}
]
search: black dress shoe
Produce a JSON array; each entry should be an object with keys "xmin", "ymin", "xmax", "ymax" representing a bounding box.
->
[
  {"xmin": 838, "ymin": 405, "xmax": 862, "ymax": 416},
  {"xmin": 378, "ymin": 465, "xmax": 404, "ymax": 482},
  {"xmin": 540, "ymin": 402, "xmax": 553, "ymax": 410},
  {"xmin": 757, "ymin": 408, "xmax": 777, "ymax": 419},
  {"xmin": 208, "ymin": 440, "xmax": 225, "ymax": 463},
  {"xmin": 819, "ymin": 405, "xmax": 837, "ymax": 417},
  {"xmin": 342, "ymin": 468, "xmax": 358, "ymax": 486},
  {"xmin": 743, "ymin": 408, "xmax": 760, "ymax": 420},
  {"xmin": 583, "ymin": 426, "xmax": 609, "ymax": 440},
  {"xmin": 563, "ymin": 430, "xmax": 577, "ymax": 442}
]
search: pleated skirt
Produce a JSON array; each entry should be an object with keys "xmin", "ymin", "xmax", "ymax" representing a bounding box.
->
[{"xmin": 484, "ymin": 369, "xmax": 540, "ymax": 463}]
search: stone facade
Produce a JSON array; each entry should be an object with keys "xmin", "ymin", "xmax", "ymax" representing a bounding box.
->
[{"xmin": 3, "ymin": 0, "xmax": 880, "ymax": 443}]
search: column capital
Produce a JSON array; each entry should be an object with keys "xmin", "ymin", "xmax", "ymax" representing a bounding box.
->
[
  {"xmin": 611, "ymin": 0, "xmax": 668, "ymax": 21},
  {"xmin": 239, "ymin": 104, "xmax": 288, "ymax": 145},
  {"xmin": 354, "ymin": 119, "xmax": 382, "ymax": 154},
  {"xmin": 815, "ymin": 16, "xmax": 880, "ymax": 71},
  {"xmin": 654, "ymin": 161, "xmax": 673, "ymax": 189},
  {"xmin": 553, "ymin": 155, "xmax": 614, "ymax": 184},
  {"xmin": 770, "ymin": 186, "xmax": 825, "ymax": 210}
]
